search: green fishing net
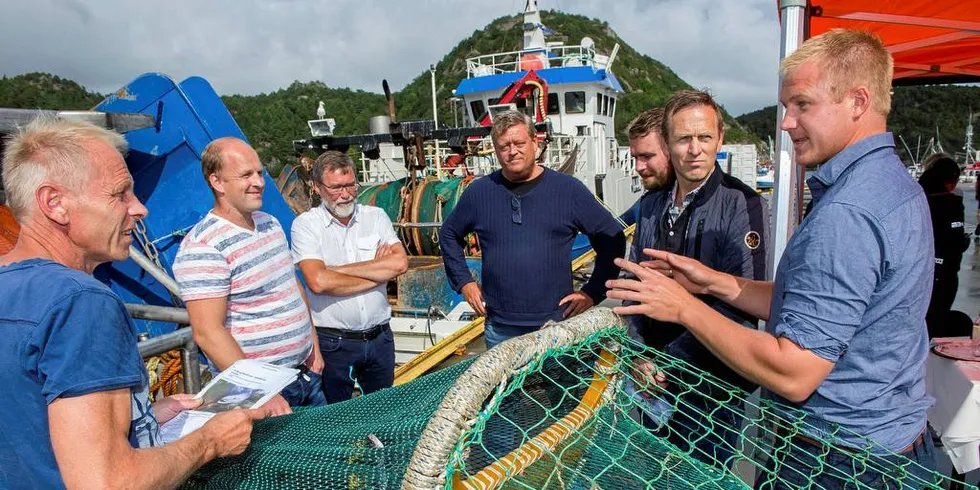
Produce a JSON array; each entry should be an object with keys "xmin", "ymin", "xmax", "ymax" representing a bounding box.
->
[{"xmin": 181, "ymin": 308, "xmax": 967, "ymax": 490}]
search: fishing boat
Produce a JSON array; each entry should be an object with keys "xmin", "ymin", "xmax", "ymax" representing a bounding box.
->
[{"xmin": 0, "ymin": 1, "xmax": 645, "ymax": 391}]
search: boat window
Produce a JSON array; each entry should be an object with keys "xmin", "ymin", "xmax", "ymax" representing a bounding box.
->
[
  {"xmin": 595, "ymin": 94, "xmax": 604, "ymax": 115},
  {"xmin": 547, "ymin": 93, "xmax": 560, "ymax": 115},
  {"xmin": 609, "ymin": 97, "xmax": 616, "ymax": 117},
  {"xmin": 489, "ymin": 103, "xmax": 519, "ymax": 120},
  {"xmin": 565, "ymin": 91, "xmax": 586, "ymax": 114},
  {"xmin": 470, "ymin": 100, "xmax": 486, "ymax": 122},
  {"xmin": 603, "ymin": 94, "xmax": 610, "ymax": 116}
]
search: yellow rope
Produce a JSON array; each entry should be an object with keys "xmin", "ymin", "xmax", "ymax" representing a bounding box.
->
[{"xmin": 523, "ymin": 79, "xmax": 547, "ymax": 121}]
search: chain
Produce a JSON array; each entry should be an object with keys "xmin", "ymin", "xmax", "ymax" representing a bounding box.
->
[
  {"xmin": 134, "ymin": 219, "xmax": 160, "ymax": 265},
  {"xmin": 133, "ymin": 218, "xmax": 183, "ymax": 306}
]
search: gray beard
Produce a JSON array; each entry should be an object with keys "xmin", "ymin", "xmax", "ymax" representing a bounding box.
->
[{"xmin": 326, "ymin": 200, "xmax": 355, "ymax": 219}]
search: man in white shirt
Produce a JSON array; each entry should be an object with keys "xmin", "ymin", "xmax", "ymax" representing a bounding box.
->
[
  {"xmin": 291, "ymin": 151, "xmax": 408, "ymax": 403},
  {"xmin": 173, "ymin": 137, "xmax": 323, "ymax": 415}
]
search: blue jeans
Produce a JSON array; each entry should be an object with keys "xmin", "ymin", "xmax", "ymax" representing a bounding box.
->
[
  {"xmin": 484, "ymin": 320, "xmax": 539, "ymax": 349},
  {"xmin": 316, "ymin": 326, "xmax": 395, "ymax": 404},
  {"xmin": 641, "ymin": 390, "xmax": 743, "ymax": 469},
  {"xmin": 754, "ymin": 430, "xmax": 938, "ymax": 489},
  {"xmin": 279, "ymin": 369, "xmax": 327, "ymax": 408}
]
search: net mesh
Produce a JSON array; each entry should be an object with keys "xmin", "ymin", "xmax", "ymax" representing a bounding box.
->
[{"xmin": 180, "ymin": 308, "xmax": 970, "ymax": 490}]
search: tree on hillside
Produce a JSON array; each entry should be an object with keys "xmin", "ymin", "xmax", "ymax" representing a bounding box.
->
[{"xmin": 0, "ymin": 72, "xmax": 103, "ymax": 110}]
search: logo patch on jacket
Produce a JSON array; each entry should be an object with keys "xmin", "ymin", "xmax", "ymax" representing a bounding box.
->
[{"xmin": 744, "ymin": 231, "xmax": 761, "ymax": 250}]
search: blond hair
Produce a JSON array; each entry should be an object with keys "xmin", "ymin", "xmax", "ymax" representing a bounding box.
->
[
  {"xmin": 780, "ymin": 28, "xmax": 893, "ymax": 116},
  {"xmin": 1, "ymin": 117, "xmax": 127, "ymax": 220},
  {"xmin": 490, "ymin": 110, "xmax": 536, "ymax": 145}
]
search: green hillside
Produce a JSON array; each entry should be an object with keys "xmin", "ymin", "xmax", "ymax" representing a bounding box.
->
[
  {"xmin": 0, "ymin": 73, "xmax": 103, "ymax": 110},
  {"xmin": 222, "ymin": 82, "xmax": 388, "ymax": 175},
  {"xmin": 736, "ymin": 85, "xmax": 980, "ymax": 165},
  {"xmin": 0, "ymin": 11, "xmax": 777, "ymax": 177}
]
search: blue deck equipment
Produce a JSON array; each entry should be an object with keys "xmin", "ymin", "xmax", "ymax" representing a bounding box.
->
[{"xmin": 93, "ymin": 73, "xmax": 296, "ymax": 337}]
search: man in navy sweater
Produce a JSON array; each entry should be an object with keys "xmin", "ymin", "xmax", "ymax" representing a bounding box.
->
[{"xmin": 439, "ymin": 110, "xmax": 626, "ymax": 348}]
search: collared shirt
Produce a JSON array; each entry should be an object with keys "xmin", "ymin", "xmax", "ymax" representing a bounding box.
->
[
  {"xmin": 666, "ymin": 177, "xmax": 709, "ymax": 228},
  {"xmin": 768, "ymin": 133, "xmax": 934, "ymax": 453},
  {"xmin": 290, "ymin": 204, "xmax": 400, "ymax": 331}
]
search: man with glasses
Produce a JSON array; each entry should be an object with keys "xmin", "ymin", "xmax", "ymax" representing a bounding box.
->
[
  {"xmin": 174, "ymin": 137, "xmax": 323, "ymax": 414},
  {"xmin": 440, "ymin": 110, "xmax": 626, "ymax": 348},
  {"xmin": 291, "ymin": 150, "xmax": 407, "ymax": 403}
]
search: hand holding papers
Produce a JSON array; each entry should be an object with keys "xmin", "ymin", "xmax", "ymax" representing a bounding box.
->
[{"xmin": 159, "ymin": 359, "xmax": 298, "ymax": 444}]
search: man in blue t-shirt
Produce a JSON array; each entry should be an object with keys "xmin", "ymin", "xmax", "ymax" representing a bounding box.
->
[
  {"xmin": 439, "ymin": 110, "xmax": 626, "ymax": 348},
  {"xmin": 0, "ymin": 118, "xmax": 266, "ymax": 489}
]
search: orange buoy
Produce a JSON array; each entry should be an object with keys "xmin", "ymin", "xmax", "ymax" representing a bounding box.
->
[{"xmin": 0, "ymin": 205, "xmax": 19, "ymax": 256}]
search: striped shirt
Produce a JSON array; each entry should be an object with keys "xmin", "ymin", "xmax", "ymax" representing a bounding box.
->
[{"xmin": 173, "ymin": 211, "xmax": 313, "ymax": 367}]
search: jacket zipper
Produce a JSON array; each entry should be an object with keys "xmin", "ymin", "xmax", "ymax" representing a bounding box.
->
[{"xmin": 693, "ymin": 219, "xmax": 705, "ymax": 260}]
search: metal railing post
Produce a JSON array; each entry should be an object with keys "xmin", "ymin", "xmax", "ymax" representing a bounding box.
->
[
  {"xmin": 130, "ymin": 304, "xmax": 203, "ymax": 394},
  {"xmin": 770, "ymin": 0, "xmax": 808, "ymax": 279},
  {"xmin": 128, "ymin": 246, "xmax": 181, "ymax": 297},
  {"xmin": 181, "ymin": 340, "xmax": 202, "ymax": 393}
]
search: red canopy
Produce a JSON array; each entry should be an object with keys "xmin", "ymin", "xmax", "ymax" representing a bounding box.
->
[{"xmin": 799, "ymin": 1, "xmax": 980, "ymax": 85}]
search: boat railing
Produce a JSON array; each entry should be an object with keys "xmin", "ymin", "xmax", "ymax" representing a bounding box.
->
[
  {"xmin": 465, "ymin": 44, "xmax": 598, "ymax": 77},
  {"xmin": 355, "ymin": 133, "xmax": 586, "ymax": 183}
]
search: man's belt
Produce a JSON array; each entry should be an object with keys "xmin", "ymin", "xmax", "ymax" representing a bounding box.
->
[
  {"xmin": 317, "ymin": 322, "xmax": 389, "ymax": 341},
  {"xmin": 777, "ymin": 426, "xmax": 925, "ymax": 455}
]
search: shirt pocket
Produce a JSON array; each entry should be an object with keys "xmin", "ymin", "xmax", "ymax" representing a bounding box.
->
[{"xmin": 357, "ymin": 234, "xmax": 380, "ymax": 261}]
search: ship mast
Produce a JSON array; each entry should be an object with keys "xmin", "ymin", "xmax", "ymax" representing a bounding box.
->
[
  {"xmin": 966, "ymin": 111, "xmax": 978, "ymax": 166},
  {"xmin": 523, "ymin": 0, "xmax": 547, "ymax": 50}
]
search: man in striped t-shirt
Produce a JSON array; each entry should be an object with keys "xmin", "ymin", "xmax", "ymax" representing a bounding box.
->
[{"xmin": 174, "ymin": 138, "xmax": 323, "ymax": 415}]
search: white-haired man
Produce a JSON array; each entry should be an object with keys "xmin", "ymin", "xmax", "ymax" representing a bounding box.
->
[
  {"xmin": 0, "ymin": 119, "xmax": 263, "ymax": 489},
  {"xmin": 291, "ymin": 150, "xmax": 408, "ymax": 403}
]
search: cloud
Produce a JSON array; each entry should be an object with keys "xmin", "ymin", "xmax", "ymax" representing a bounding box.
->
[{"xmin": 0, "ymin": 0, "xmax": 779, "ymax": 115}]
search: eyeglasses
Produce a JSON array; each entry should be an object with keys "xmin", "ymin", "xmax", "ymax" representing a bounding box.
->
[
  {"xmin": 319, "ymin": 182, "xmax": 359, "ymax": 195},
  {"xmin": 511, "ymin": 195, "xmax": 522, "ymax": 225}
]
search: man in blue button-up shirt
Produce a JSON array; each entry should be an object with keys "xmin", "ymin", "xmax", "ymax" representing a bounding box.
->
[{"xmin": 608, "ymin": 29, "xmax": 937, "ymax": 487}]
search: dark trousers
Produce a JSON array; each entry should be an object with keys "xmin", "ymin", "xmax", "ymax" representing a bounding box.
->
[
  {"xmin": 316, "ymin": 325, "xmax": 395, "ymax": 404},
  {"xmin": 754, "ymin": 431, "xmax": 938, "ymax": 489},
  {"xmin": 279, "ymin": 368, "xmax": 327, "ymax": 408},
  {"xmin": 926, "ymin": 271, "xmax": 963, "ymax": 338},
  {"xmin": 641, "ymin": 392, "xmax": 743, "ymax": 469}
]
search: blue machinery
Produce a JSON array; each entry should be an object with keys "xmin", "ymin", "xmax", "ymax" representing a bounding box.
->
[{"xmin": 92, "ymin": 73, "xmax": 296, "ymax": 338}]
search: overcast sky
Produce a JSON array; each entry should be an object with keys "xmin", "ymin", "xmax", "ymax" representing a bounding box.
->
[{"xmin": 0, "ymin": 0, "xmax": 781, "ymax": 116}]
